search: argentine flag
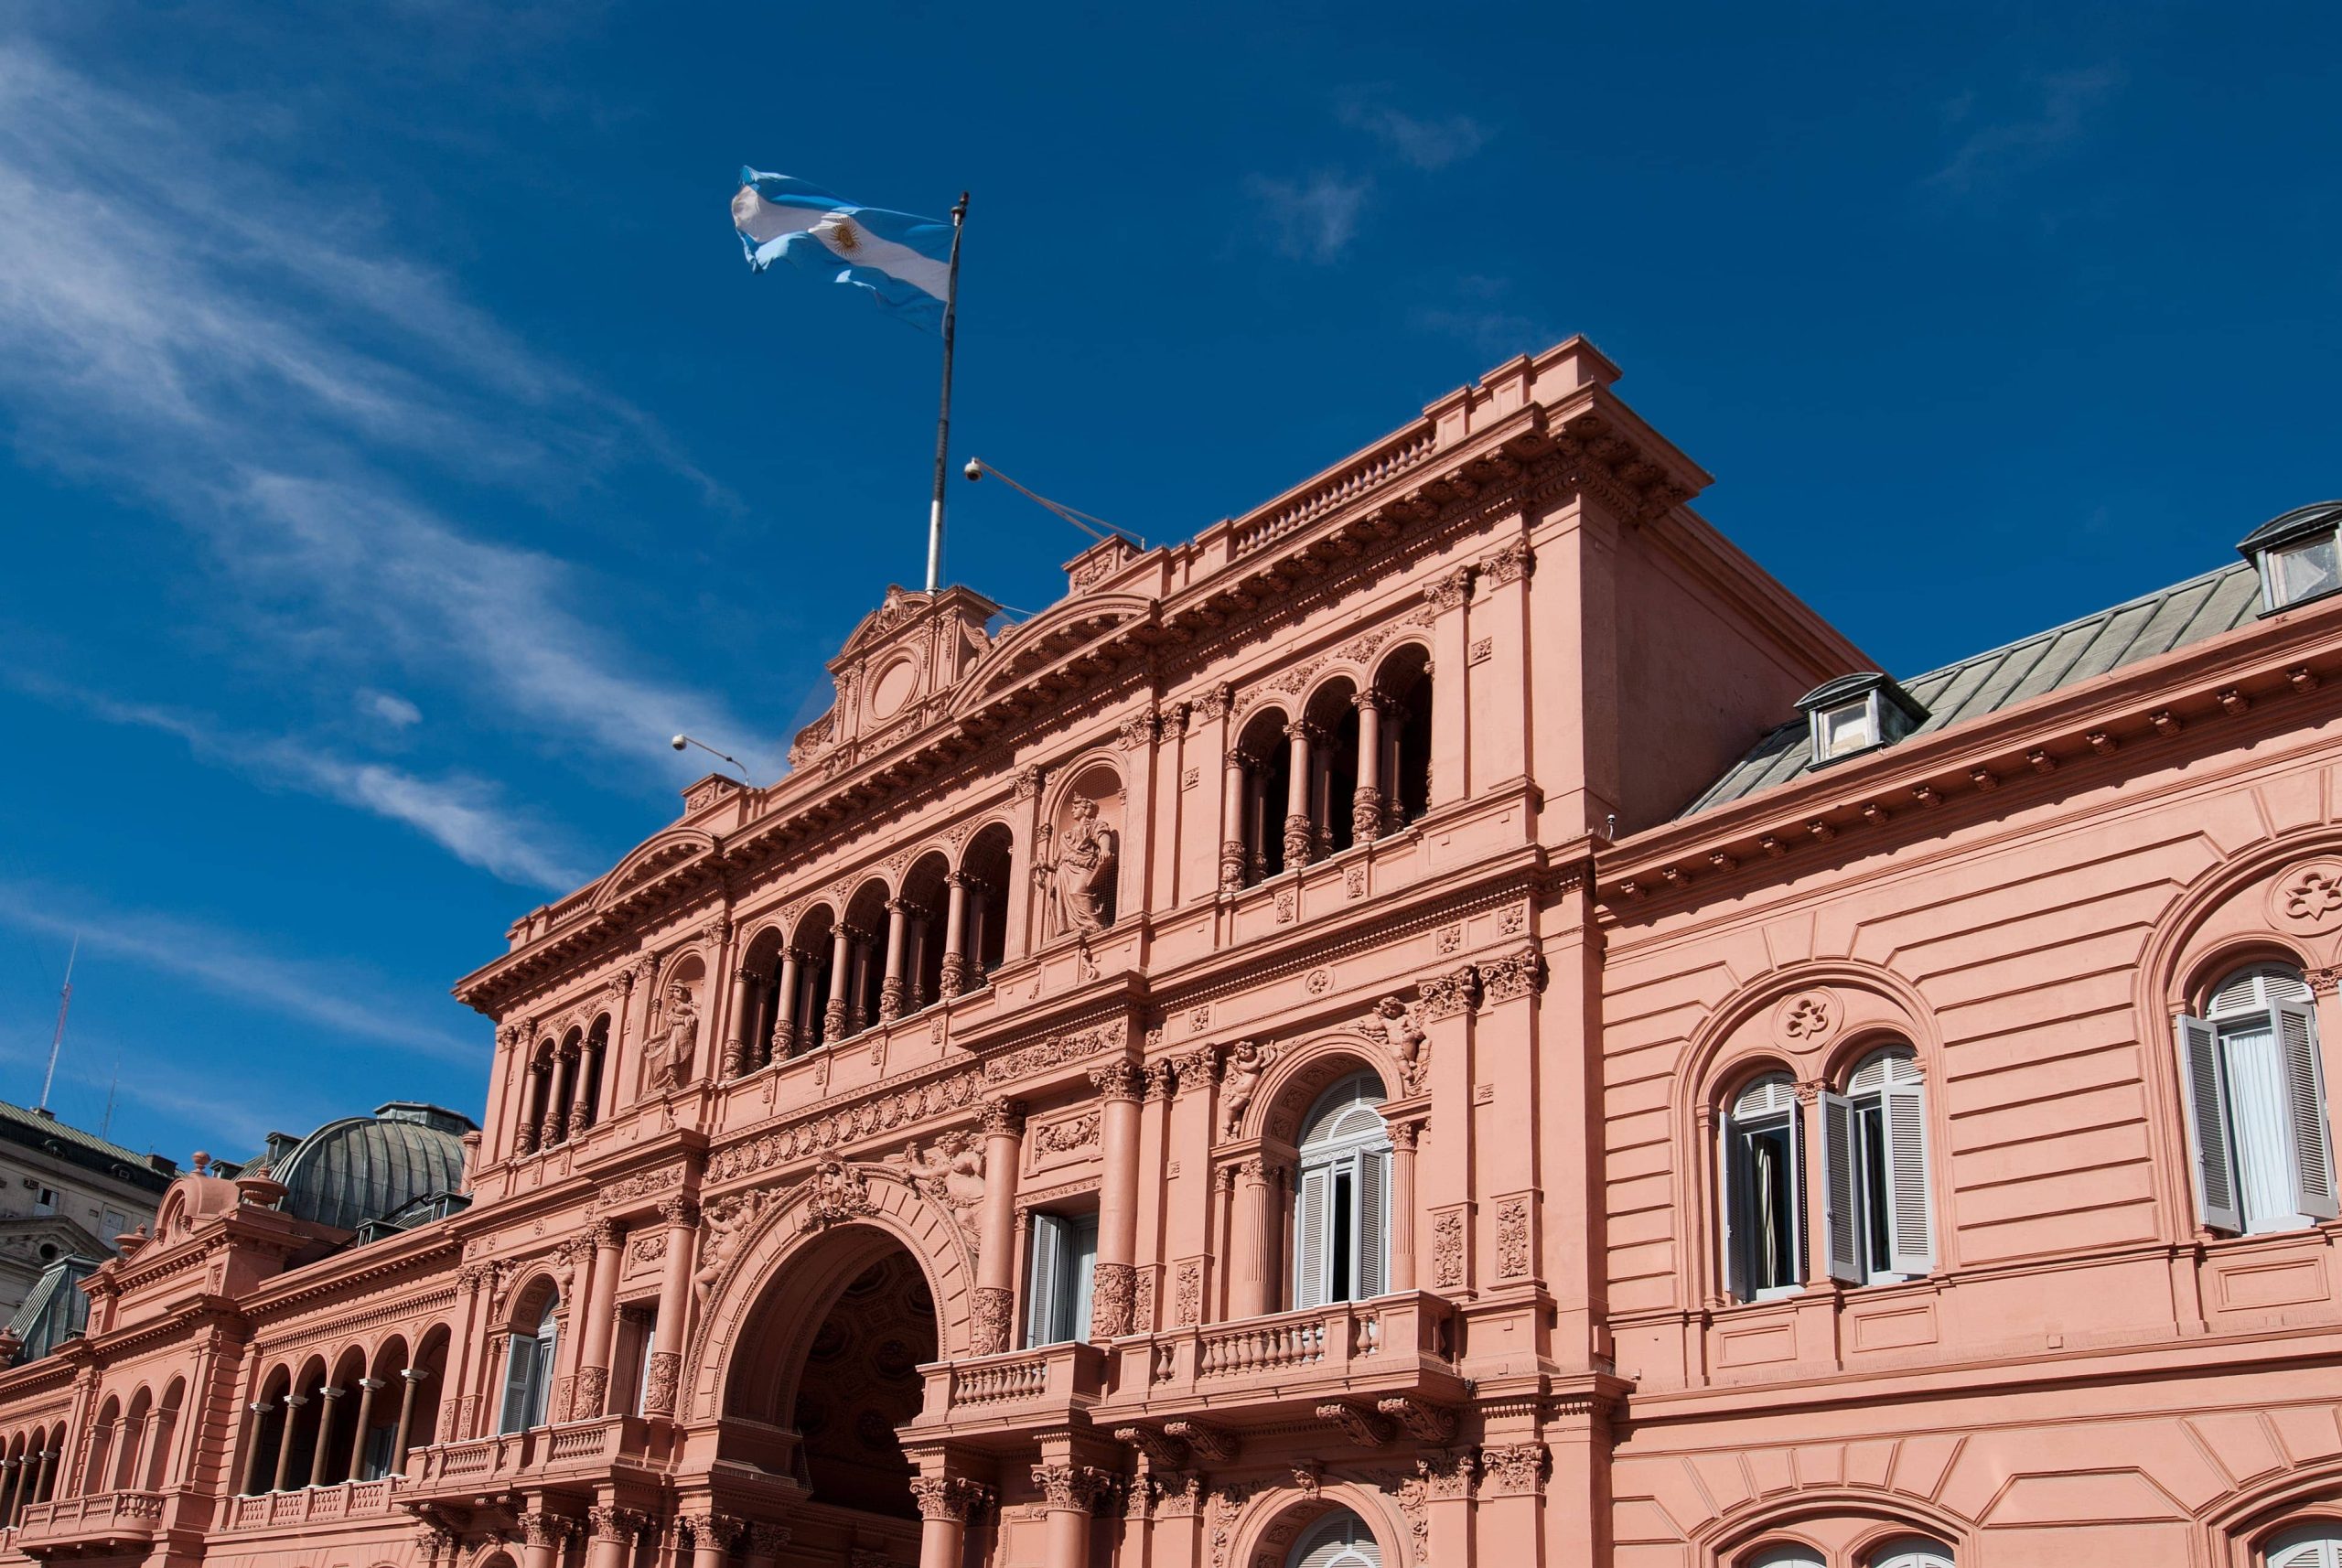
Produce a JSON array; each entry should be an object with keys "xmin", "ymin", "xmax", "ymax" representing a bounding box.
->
[{"xmin": 732, "ymin": 168, "xmax": 953, "ymax": 330}]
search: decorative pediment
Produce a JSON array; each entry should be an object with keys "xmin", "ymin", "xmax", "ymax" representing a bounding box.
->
[
  {"xmin": 789, "ymin": 585, "xmax": 1000, "ymax": 771},
  {"xmin": 590, "ymin": 829, "xmax": 717, "ymax": 913}
]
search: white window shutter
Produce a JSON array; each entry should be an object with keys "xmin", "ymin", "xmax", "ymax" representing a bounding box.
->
[
  {"xmin": 1881, "ymin": 1080, "xmax": 1937, "ymax": 1274},
  {"xmin": 1358, "ymin": 1148, "xmax": 1390, "ymax": 1299},
  {"xmin": 498, "ymin": 1336, "xmax": 535, "ymax": 1432},
  {"xmin": 1818, "ymin": 1091, "xmax": 1863, "ymax": 1284},
  {"xmin": 2175, "ymin": 1015, "xmax": 2243, "ymax": 1233},
  {"xmin": 1069, "ymin": 1215, "xmax": 1100, "ymax": 1340},
  {"xmin": 1026, "ymin": 1213, "xmax": 1065, "ymax": 1347},
  {"xmin": 1295, "ymin": 1165, "xmax": 1331, "ymax": 1309},
  {"xmin": 2274, "ymin": 1001, "xmax": 2338, "ymax": 1221},
  {"xmin": 1717, "ymin": 1120, "xmax": 1745, "ymax": 1302}
]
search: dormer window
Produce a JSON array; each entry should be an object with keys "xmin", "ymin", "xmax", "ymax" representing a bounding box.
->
[
  {"xmin": 2240, "ymin": 500, "xmax": 2342, "ymax": 614},
  {"xmin": 1795, "ymin": 672, "xmax": 1928, "ymax": 769}
]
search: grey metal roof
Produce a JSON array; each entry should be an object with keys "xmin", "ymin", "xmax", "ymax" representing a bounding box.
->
[
  {"xmin": 1681, "ymin": 561, "xmax": 2265, "ymax": 816},
  {"xmin": 0, "ymin": 1101, "xmax": 175, "ymax": 1192},
  {"xmin": 7, "ymin": 1255, "xmax": 97, "ymax": 1360},
  {"xmin": 270, "ymin": 1108, "xmax": 470, "ymax": 1234}
]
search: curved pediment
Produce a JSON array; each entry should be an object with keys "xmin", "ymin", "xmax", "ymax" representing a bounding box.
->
[
  {"xmin": 952, "ymin": 594, "xmax": 1157, "ymax": 715},
  {"xmin": 591, "ymin": 828, "xmax": 718, "ymax": 912}
]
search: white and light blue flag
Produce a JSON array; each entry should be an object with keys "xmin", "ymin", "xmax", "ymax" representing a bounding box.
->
[{"xmin": 731, "ymin": 168, "xmax": 953, "ymax": 330}]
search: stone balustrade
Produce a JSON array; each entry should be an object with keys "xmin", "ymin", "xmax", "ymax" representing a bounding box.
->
[
  {"xmin": 222, "ymin": 1477, "xmax": 403, "ymax": 1532},
  {"xmin": 15, "ymin": 1489, "xmax": 167, "ymax": 1553}
]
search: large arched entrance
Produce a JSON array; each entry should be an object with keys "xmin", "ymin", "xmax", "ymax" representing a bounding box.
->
[{"xmin": 720, "ymin": 1221, "xmax": 940, "ymax": 1550}]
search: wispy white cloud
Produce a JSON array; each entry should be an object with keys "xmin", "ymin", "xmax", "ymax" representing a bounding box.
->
[
  {"xmin": 0, "ymin": 37, "xmax": 774, "ymax": 799},
  {"xmin": 0, "ymin": 1026, "xmax": 332, "ymax": 1155},
  {"xmin": 0, "ymin": 882, "xmax": 480, "ymax": 1064},
  {"xmin": 1337, "ymin": 98, "xmax": 1489, "ymax": 171},
  {"xmin": 7, "ymin": 678, "xmax": 591, "ymax": 892},
  {"xmin": 1413, "ymin": 275, "xmax": 1556, "ymax": 361},
  {"xmin": 361, "ymin": 690, "xmax": 424, "ymax": 728},
  {"xmin": 1927, "ymin": 65, "xmax": 2125, "ymax": 199},
  {"xmin": 1246, "ymin": 171, "xmax": 1373, "ymax": 263}
]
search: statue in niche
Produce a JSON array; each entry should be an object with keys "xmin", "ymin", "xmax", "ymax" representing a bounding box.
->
[
  {"xmin": 642, "ymin": 981, "xmax": 697, "ymax": 1094},
  {"xmin": 1047, "ymin": 795, "xmax": 1119, "ymax": 939}
]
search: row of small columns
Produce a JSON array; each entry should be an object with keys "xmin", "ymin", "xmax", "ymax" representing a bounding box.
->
[
  {"xmin": 77, "ymin": 1406, "xmax": 175, "ymax": 1497},
  {"xmin": 517, "ymin": 1034, "xmax": 607, "ymax": 1155},
  {"xmin": 720, "ymin": 872, "xmax": 1001, "ymax": 1078},
  {"xmin": 0, "ymin": 1449, "xmax": 56, "ymax": 1525},
  {"xmin": 241, "ymin": 1368, "xmax": 429, "ymax": 1494},
  {"xmin": 1219, "ymin": 693, "xmax": 1405, "ymax": 890}
]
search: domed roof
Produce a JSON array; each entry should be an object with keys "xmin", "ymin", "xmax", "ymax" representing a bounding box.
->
[{"xmin": 268, "ymin": 1102, "xmax": 473, "ymax": 1233}]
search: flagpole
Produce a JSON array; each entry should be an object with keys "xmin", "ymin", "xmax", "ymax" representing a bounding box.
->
[{"xmin": 926, "ymin": 191, "xmax": 969, "ymax": 593}]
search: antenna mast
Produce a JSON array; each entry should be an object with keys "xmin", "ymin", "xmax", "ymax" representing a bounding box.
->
[{"xmin": 38, "ymin": 936, "xmax": 76, "ymax": 1112}]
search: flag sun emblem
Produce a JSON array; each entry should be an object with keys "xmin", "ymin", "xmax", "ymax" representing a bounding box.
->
[{"xmin": 829, "ymin": 218, "xmax": 861, "ymax": 252}]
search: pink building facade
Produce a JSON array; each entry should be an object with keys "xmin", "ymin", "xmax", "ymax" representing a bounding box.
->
[{"xmin": 3, "ymin": 339, "xmax": 2339, "ymax": 1568}]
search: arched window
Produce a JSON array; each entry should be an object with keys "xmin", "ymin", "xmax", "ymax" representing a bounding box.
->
[
  {"xmin": 1720, "ymin": 1073, "xmax": 1802, "ymax": 1302},
  {"xmin": 1869, "ymin": 1537, "xmax": 1953, "ymax": 1568},
  {"xmin": 1745, "ymin": 1546, "xmax": 1822, "ymax": 1568},
  {"xmin": 2175, "ymin": 962, "xmax": 2337, "ymax": 1235},
  {"xmin": 2266, "ymin": 1528, "xmax": 2342, "ymax": 1568},
  {"xmin": 1293, "ymin": 1072, "xmax": 1391, "ymax": 1309},
  {"xmin": 1288, "ymin": 1509, "xmax": 1381, "ymax": 1568},
  {"xmin": 1818, "ymin": 1046, "xmax": 1935, "ymax": 1284},
  {"xmin": 497, "ymin": 1293, "xmax": 559, "ymax": 1434}
]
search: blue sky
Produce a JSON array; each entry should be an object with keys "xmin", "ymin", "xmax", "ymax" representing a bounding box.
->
[{"xmin": 1, "ymin": 3, "xmax": 2336, "ymax": 1165}]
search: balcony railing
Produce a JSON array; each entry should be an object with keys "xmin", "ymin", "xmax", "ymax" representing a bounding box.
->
[
  {"xmin": 1118, "ymin": 1292, "xmax": 1457, "ymax": 1408},
  {"xmin": 917, "ymin": 1339, "xmax": 1107, "ymax": 1426},
  {"xmin": 15, "ymin": 1490, "xmax": 166, "ymax": 1552},
  {"xmin": 910, "ymin": 1293, "xmax": 1462, "ymax": 1448},
  {"xmin": 222, "ymin": 1477, "xmax": 403, "ymax": 1532},
  {"xmin": 403, "ymin": 1415, "xmax": 659, "ymax": 1501}
]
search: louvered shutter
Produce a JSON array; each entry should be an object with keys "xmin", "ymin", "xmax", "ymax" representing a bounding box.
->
[
  {"xmin": 1818, "ymin": 1091, "xmax": 1862, "ymax": 1284},
  {"xmin": 1880, "ymin": 1080, "xmax": 1936, "ymax": 1273},
  {"xmin": 1717, "ymin": 1120, "xmax": 1745, "ymax": 1302},
  {"xmin": 1357, "ymin": 1148, "xmax": 1389, "ymax": 1299},
  {"xmin": 2175, "ymin": 1015, "xmax": 2243, "ymax": 1232},
  {"xmin": 1294, "ymin": 1165, "xmax": 1331, "ymax": 1309},
  {"xmin": 1026, "ymin": 1213, "xmax": 1065, "ymax": 1347},
  {"xmin": 2274, "ymin": 1001, "xmax": 2338, "ymax": 1220},
  {"xmin": 498, "ymin": 1335, "xmax": 538, "ymax": 1433}
]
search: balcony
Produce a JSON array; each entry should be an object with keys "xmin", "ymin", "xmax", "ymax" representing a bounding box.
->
[
  {"xmin": 221, "ymin": 1477, "xmax": 404, "ymax": 1532},
  {"xmin": 1101, "ymin": 1292, "xmax": 1466, "ymax": 1425},
  {"xmin": 908, "ymin": 1339, "xmax": 1108, "ymax": 1444},
  {"xmin": 909, "ymin": 1294, "xmax": 1465, "ymax": 1451},
  {"xmin": 15, "ymin": 1491, "xmax": 166, "ymax": 1555},
  {"xmin": 402, "ymin": 1416, "xmax": 665, "ymax": 1508}
]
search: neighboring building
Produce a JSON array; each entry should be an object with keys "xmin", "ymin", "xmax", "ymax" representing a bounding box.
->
[
  {"xmin": 0, "ymin": 340, "xmax": 2337, "ymax": 1568},
  {"xmin": 0, "ymin": 1101, "xmax": 175, "ymax": 1318}
]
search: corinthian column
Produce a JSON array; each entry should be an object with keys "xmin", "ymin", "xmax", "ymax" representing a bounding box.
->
[
  {"xmin": 1090, "ymin": 1062, "xmax": 1144, "ymax": 1337},
  {"xmin": 644, "ymin": 1197, "xmax": 697, "ymax": 1417},
  {"xmin": 770, "ymin": 949, "xmax": 803, "ymax": 1062},
  {"xmin": 1032, "ymin": 1464, "xmax": 1113, "ymax": 1568},
  {"xmin": 575, "ymin": 1219, "xmax": 623, "ymax": 1419},
  {"xmin": 912, "ymin": 1476, "xmax": 990, "ymax": 1568},
  {"xmin": 1232, "ymin": 1159, "xmax": 1270, "ymax": 1319},
  {"xmin": 880, "ymin": 897, "xmax": 911, "ymax": 1022},
  {"xmin": 1284, "ymin": 720, "xmax": 1319, "ymax": 869},
  {"xmin": 939, "ymin": 874, "xmax": 971, "ymax": 998},
  {"xmin": 824, "ymin": 924, "xmax": 854, "ymax": 1042},
  {"xmin": 974, "ymin": 1099, "xmax": 1026, "ymax": 1354},
  {"xmin": 1219, "ymin": 752, "xmax": 1249, "ymax": 891},
  {"xmin": 1351, "ymin": 691, "xmax": 1387, "ymax": 843}
]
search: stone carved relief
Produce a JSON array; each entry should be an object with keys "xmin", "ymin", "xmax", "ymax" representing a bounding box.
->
[
  {"xmin": 1775, "ymin": 989, "xmax": 1836, "ymax": 1046},
  {"xmin": 1494, "ymin": 1197, "xmax": 1531, "ymax": 1279},
  {"xmin": 1366, "ymin": 995, "xmax": 1429, "ymax": 1096},
  {"xmin": 1174, "ymin": 1261, "xmax": 1202, "ymax": 1325},
  {"xmin": 1432, "ymin": 1209, "xmax": 1466, "ymax": 1289},
  {"xmin": 1218, "ymin": 1040, "xmax": 1277, "ymax": 1137},
  {"xmin": 799, "ymin": 1160, "xmax": 876, "ymax": 1230},
  {"xmin": 2273, "ymin": 857, "xmax": 2342, "ymax": 935},
  {"xmin": 971, "ymin": 1286, "xmax": 1015, "ymax": 1356},
  {"xmin": 892, "ymin": 1131, "xmax": 987, "ymax": 1239},
  {"xmin": 1477, "ymin": 1443, "xmax": 1550, "ymax": 1497},
  {"xmin": 1030, "ymin": 1109, "xmax": 1101, "ymax": 1160},
  {"xmin": 707, "ymin": 1069, "xmax": 985, "ymax": 1180},
  {"xmin": 1091, "ymin": 1262, "xmax": 1137, "ymax": 1338},
  {"xmin": 1477, "ymin": 945, "xmax": 1546, "ymax": 1006}
]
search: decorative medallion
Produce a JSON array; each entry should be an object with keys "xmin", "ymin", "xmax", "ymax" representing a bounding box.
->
[{"xmin": 2272, "ymin": 857, "xmax": 2342, "ymax": 936}]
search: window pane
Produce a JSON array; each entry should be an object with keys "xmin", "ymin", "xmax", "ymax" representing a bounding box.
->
[
  {"xmin": 1067, "ymin": 1213, "xmax": 1099, "ymax": 1342},
  {"xmin": 2224, "ymin": 1018, "xmax": 2304, "ymax": 1234},
  {"xmin": 1330, "ymin": 1167, "xmax": 1354, "ymax": 1304},
  {"xmin": 1737, "ymin": 1122, "xmax": 1799, "ymax": 1292},
  {"xmin": 1819, "ymin": 701, "xmax": 1876, "ymax": 757},
  {"xmin": 2272, "ymin": 534, "xmax": 2342, "ymax": 606},
  {"xmin": 1857, "ymin": 1100, "xmax": 1891, "ymax": 1275}
]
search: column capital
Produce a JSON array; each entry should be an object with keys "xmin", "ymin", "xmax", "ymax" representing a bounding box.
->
[
  {"xmin": 357, "ymin": 1377, "xmax": 387, "ymax": 1391},
  {"xmin": 983, "ymin": 1097, "xmax": 1026, "ymax": 1135},
  {"xmin": 398, "ymin": 1367, "xmax": 432, "ymax": 1383},
  {"xmin": 1029, "ymin": 1462, "xmax": 1117, "ymax": 1513},
  {"xmin": 909, "ymin": 1476, "xmax": 993, "ymax": 1522},
  {"xmin": 592, "ymin": 1217, "xmax": 621, "ymax": 1250},
  {"xmin": 1089, "ymin": 1061, "xmax": 1144, "ymax": 1102},
  {"xmin": 657, "ymin": 1196, "xmax": 700, "ymax": 1228},
  {"xmin": 747, "ymin": 1522, "xmax": 792, "ymax": 1555}
]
